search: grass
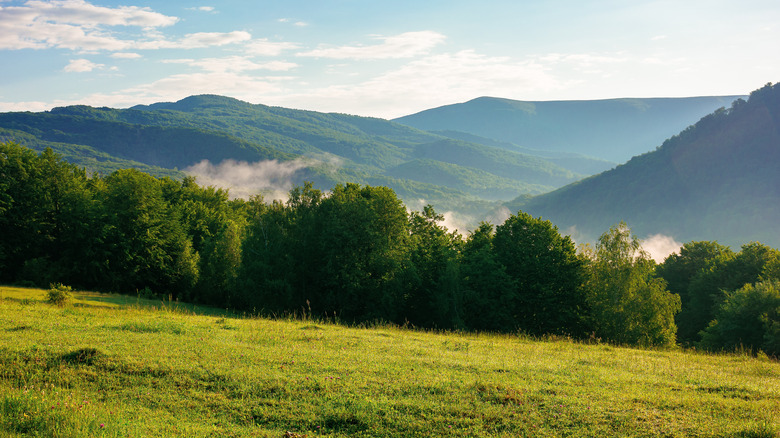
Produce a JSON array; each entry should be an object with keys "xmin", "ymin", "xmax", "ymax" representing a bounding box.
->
[{"xmin": 1, "ymin": 286, "xmax": 778, "ymax": 437}]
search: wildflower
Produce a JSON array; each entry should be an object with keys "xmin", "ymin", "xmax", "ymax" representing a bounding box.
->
[{"xmin": 99, "ymin": 423, "xmax": 105, "ymax": 428}]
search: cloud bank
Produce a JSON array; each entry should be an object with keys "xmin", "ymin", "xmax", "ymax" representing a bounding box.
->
[{"xmin": 298, "ymin": 31, "xmax": 445, "ymax": 59}]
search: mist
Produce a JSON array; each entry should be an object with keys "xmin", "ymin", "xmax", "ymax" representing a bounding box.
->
[
  {"xmin": 184, "ymin": 158, "xmax": 309, "ymax": 202},
  {"xmin": 642, "ymin": 234, "xmax": 683, "ymax": 263}
]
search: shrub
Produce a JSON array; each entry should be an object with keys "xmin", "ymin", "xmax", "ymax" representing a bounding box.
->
[{"xmin": 46, "ymin": 283, "xmax": 72, "ymax": 307}]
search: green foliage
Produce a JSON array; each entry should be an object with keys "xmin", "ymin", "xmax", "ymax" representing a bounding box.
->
[
  {"xmin": 5, "ymin": 141, "xmax": 780, "ymax": 348},
  {"xmin": 460, "ymin": 223, "xmax": 515, "ymax": 332},
  {"xmin": 699, "ymin": 280, "xmax": 780, "ymax": 356},
  {"xmin": 315, "ymin": 183, "xmax": 410, "ymax": 322},
  {"xmin": 403, "ymin": 205, "xmax": 463, "ymax": 329},
  {"xmin": 657, "ymin": 241, "xmax": 734, "ymax": 344},
  {"xmin": 493, "ymin": 211, "xmax": 589, "ymax": 336},
  {"xmin": 584, "ymin": 223, "xmax": 681, "ymax": 347},
  {"xmin": 683, "ymin": 242, "xmax": 780, "ymax": 344},
  {"xmin": 45, "ymin": 283, "xmax": 72, "ymax": 307}
]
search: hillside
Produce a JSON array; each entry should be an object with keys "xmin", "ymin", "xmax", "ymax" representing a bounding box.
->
[
  {"xmin": 1, "ymin": 286, "xmax": 778, "ymax": 437},
  {"xmin": 394, "ymin": 95, "xmax": 745, "ymax": 162},
  {"xmin": 0, "ymin": 95, "xmax": 586, "ymax": 214},
  {"xmin": 516, "ymin": 83, "xmax": 780, "ymax": 248}
]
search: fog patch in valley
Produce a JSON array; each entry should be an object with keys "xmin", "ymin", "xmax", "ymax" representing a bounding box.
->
[
  {"xmin": 184, "ymin": 158, "xmax": 310, "ymax": 202},
  {"xmin": 641, "ymin": 233, "xmax": 683, "ymax": 263},
  {"xmin": 485, "ymin": 206, "xmax": 512, "ymax": 226}
]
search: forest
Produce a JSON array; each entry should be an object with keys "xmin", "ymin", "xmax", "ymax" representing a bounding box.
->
[{"xmin": 1, "ymin": 141, "xmax": 779, "ymax": 356}]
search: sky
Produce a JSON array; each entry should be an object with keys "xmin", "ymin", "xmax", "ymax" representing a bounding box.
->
[{"xmin": 1, "ymin": 0, "xmax": 779, "ymax": 119}]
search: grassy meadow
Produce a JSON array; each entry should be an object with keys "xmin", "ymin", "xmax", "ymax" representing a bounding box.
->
[{"xmin": 1, "ymin": 286, "xmax": 778, "ymax": 437}]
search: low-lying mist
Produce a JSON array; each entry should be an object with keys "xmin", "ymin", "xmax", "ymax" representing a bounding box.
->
[
  {"xmin": 184, "ymin": 158, "xmax": 310, "ymax": 202},
  {"xmin": 642, "ymin": 233, "xmax": 683, "ymax": 263}
]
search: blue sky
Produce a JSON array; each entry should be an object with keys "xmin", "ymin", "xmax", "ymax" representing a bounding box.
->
[{"xmin": 1, "ymin": 0, "xmax": 779, "ymax": 118}]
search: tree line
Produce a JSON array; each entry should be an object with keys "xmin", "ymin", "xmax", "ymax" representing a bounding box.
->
[{"xmin": 2, "ymin": 142, "xmax": 779, "ymax": 355}]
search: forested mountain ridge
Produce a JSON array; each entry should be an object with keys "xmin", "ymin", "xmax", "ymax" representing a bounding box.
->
[
  {"xmin": 516, "ymin": 83, "xmax": 780, "ymax": 248},
  {"xmin": 0, "ymin": 95, "xmax": 587, "ymax": 214},
  {"xmin": 393, "ymin": 95, "xmax": 745, "ymax": 162}
]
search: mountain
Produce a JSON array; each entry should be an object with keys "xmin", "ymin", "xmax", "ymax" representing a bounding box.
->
[
  {"xmin": 0, "ymin": 95, "xmax": 584, "ymax": 215},
  {"xmin": 428, "ymin": 130, "xmax": 616, "ymax": 175},
  {"xmin": 513, "ymin": 83, "xmax": 780, "ymax": 248},
  {"xmin": 393, "ymin": 95, "xmax": 746, "ymax": 162}
]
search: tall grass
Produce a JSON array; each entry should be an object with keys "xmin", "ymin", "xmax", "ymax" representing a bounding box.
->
[{"xmin": 1, "ymin": 286, "xmax": 778, "ymax": 437}]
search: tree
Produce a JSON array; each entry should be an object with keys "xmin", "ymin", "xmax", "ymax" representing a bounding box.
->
[
  {"xmin": 171, "ymin": 177, "xmax": 245, "ymax": 306},
  {"xmin": 403, "ymin": 205, "xmax": 462, "ymax": 329},
  {"xmin": 699, "ymin": 280, "xmax": 780, "ymax": 356},
  {"xmin": 237, "ymin": 196, "xmax": 297, "ymax": 313},
  {"xmin": 97, "ymin": 169, "xmax": 197, "ymax": 296},
  {"xmin": 684, "ymin": 242, "xmax": 780, "ymax": 344},
  {"xmin": 584, "ymin": 223, "xmax": 680, "ymax": 347},
  {"xmin": 656, "ymin": 241, "xmax": 734, "ymax": 344},
  {"xmin": 315, "ymin": 183, "xmax": 410, "ymax": 322},
  {"xmin": 0, "ymin": 143, "xmax": 92, "ymax": 286},
  {"xmin": 493, "ymin": 211, "xmax": 588, "ymax": 336},
  {"xmin": 460, "ymin": 223, "xmax": 515, "ymax": 332}
]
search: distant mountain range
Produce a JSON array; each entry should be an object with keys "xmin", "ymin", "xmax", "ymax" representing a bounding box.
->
[
  {"xmin": 512, "ymin": 83, "xmax": 780, "ymax": 248},
  {"xmin": 0, "ymin": 95, "xmax": 587, "ymax": 216},
  {"xmin": 1, "ymin": 86, "xmax": 775, "ymax": 248},
  {"xmin": 394, "ymin": 95, "xmax": 745, "ymax": 162}
]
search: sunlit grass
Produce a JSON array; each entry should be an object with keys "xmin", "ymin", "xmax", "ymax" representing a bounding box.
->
[{"xmin": 1, "ymin": 286, "xmax": 778, "ymax": 437}]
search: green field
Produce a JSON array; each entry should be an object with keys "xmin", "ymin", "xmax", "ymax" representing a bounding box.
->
[{"xmin": 1, "ymin": 286, "xmax": 778, "ymax": 437}]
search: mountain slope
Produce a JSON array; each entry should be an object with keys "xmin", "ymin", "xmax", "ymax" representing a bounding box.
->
[
  {"xmin": 0, "ymin": 95, "xmax": 585, "ymax": 214},
  {"xmin": 394, "ymin": 95, "xmax": 745, "ymax": 162},
  {"xmin": 515, "ymin": 83, "xmax": 780, "ymax": 248}
]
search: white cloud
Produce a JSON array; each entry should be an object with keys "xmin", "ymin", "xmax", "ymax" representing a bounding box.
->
[
  {"xmin": 276, "ymin": 49, "xmax": 567, "ymax": 118},
  {"xmin": 245, "ymin": 38, "xmax": 300, "ymax": 56},
  {"xmin": 0, "ymin": 0, "xmax": 178, "ymax": 50},
  {"xmin": 135, "ymin": 31, "xmax": 252, "ymax": 50},
  {"xmin": 298, "ymin": 31, "xmax": 446, "ymax": 60},
  {"xmin": 277, "ymin": 18, "xmax": 307, "ymax": 27},
  {"xmin": 63, "ymin": 58, "xmax": 102, "ymax": 72},
  {"xmin": 110, "ymin": 52, "xmax": 141, "ymax": 59},
  {"xmin": 0, "ymin": 1, "xmax": 249, "ymax": 52},
  {"xmin": 116, "ymin": 71, "xmax": 290, "ymax": 105},
  {"xmin": 187, "ymin": 6, "xmax": 215, "ymax": 12},
  {"xmin": 165, "ymin": 56, "xmax": 297, "ymax": 73},
  {"xmin": 0, "ymin": 99, "xmax": 59, "ymax": 112},
  {"xmin": 175, "ymin": 30, "xmax": 251, "ymax": 48},
  {"xmin": 23, "ymin": 0, "xmax": 178, "ymax": 27},
  {"xmin": 184, "ymin": 158, "xmax": 310, "ymax": 201}
]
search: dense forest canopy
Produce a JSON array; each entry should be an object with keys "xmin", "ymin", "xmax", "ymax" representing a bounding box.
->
[{"xmin": 2, "ymin": 141, "xmax": 779, "ymax": 355}]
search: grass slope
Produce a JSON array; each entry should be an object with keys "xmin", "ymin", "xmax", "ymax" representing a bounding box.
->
[{"xmin": 2, "ymin": 286, "xmax": 779, "ymax": 437}]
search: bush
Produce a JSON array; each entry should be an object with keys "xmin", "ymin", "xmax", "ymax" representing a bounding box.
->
[{"xmin": 46, "ymin": 283, "xmax": 72, "ymax": 307}]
